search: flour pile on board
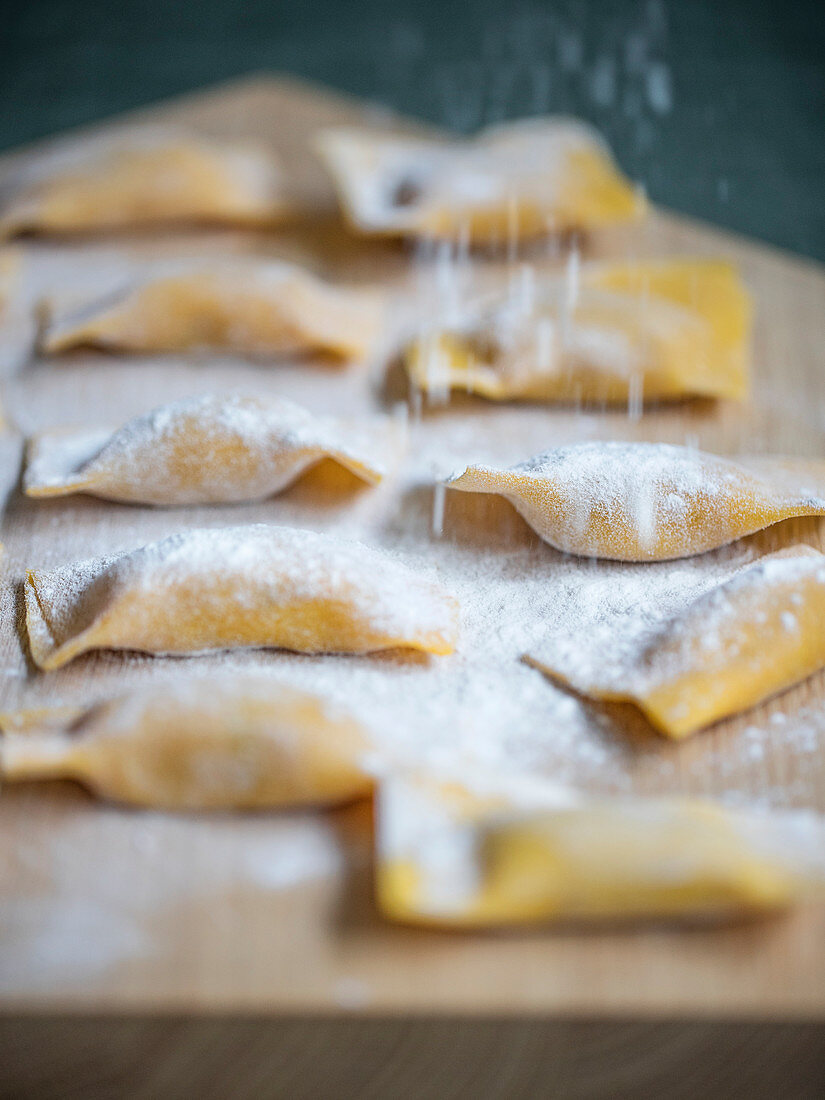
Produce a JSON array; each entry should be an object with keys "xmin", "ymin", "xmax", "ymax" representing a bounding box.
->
[{"xmin": 0, "ymin": 805, "xmax": 343, "ymax": 991}]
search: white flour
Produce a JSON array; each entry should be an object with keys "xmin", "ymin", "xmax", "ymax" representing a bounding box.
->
[
  {"xmin": 1, "ymin": 182, "xmax": 824, "ymax": 998},
  {"xmin": 0, "ymin": 801, "xmax": 343, "ymax": 991}
]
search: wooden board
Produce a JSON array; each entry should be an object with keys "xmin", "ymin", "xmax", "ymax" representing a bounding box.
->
[{"xmin": 1, "ymin": 74, "xmax": 825, "ymax": 1024}]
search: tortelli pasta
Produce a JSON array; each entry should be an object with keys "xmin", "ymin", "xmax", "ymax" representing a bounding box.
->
[
  {"xmin": 0, "ymin": 133, "xmax": 289, "ymax": 237},
  {"xmin": 24, "ymin": 393, "xmax": 403, "ymax": 505},
  {"xmin": 0, "ymin": 677, "xmax": 373, "ymax": 809},
  {"xmin": 25, "ymin": 524, "xmax": 460, "ymax": 669},
  {"xmin": 40, "ymin": 260, "xmax": 384, "ymax": 360},
  {"xmin": 315, "ymin": 119, "xmax": 644, "ymax": 242},
  {"xmin": 405, "ymin": 259, "xmax": 751, "ymax": 404},
  {"xmin": 376, "ymin": 777, "xmax": 806, "ymax": 927},
  {"xmin": 445, "ymin": 442, "xmax": 825, "ymax": 561},
  {"xmin": 527, "ymin": 547, "xmax": 825, "ymax": 739}
]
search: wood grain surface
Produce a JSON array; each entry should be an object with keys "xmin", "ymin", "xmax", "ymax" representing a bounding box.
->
[
  {"xmin": 2, "ymin": 1015, "xmax": 825, "ymax": 1100},
  {"xmin": 0, "ymin": 75, "xmax": 824, "ymax": 1040}
]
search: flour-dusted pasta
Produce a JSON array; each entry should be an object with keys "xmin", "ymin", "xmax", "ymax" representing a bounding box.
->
[
  {"xmin": 527, "ymin": 547, "xmax": 825, "ymax": 739},
  {"xmin": 0, "ymin": 133, "xmax": 289, "ymax": 237},
  {"xmin": 376, "ymin": 776, "xmax": 814, "ymax": 927},
  {"xmin": 445, "ymin": 442, "xmax": 825, "ymax": 561},
  {"xmin": 0, "ymin": 677, "xmax": 374, "ymax": 810},
  {"xmin": 24, "ymin": 393, "xmax": 404, "ymax": 505},
  {"xmin": 406, "ymin": 260, "xmax": 751, "ymax": 404},
  {"xmin": 25, "ymin": 525, "xmax": 459, "ymax": 670},
  {"xmin": 315, "ymin": 118, "xmax": 644, "ymax": 242},
  {"xmin": 40, "ymin": 260, "xmax": 384, "ymax": 360}
]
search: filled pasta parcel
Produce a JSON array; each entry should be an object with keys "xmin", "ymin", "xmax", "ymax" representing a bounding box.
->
[
  {"xmin": 24, "ymin": 524, "xmax": 460, "ymax": 670},
  {"xmin": 0, "ymin": 677, "xmax": 374, "ymax": 810},
  {"xmin": 404, "ymin": 259, "xmax": 751, "ymax": 405},
  {"xmin": 24, "ymin": 393, "xmax": 405, "ymax": 506},
  {"xmin": 526, "ymin": 546, "xmax": 825, "ymax": 739},
  {"xmin": 0, "ymin": 131, "xmax": 291, "ymax": 237},
  {"xmin": 376, "ymin": 775, "xmax": 825, "ymax": 927},
  {"xmin": 443, "ymin": 443, "xmax": 825, "ymax": 561},
  {"xmin": 316, "ymin": 118, "xmax": 644, "ymax": 242},
  {"xmin": 39, "ymin": 259, "xmax": 385, "ymax": 362}
]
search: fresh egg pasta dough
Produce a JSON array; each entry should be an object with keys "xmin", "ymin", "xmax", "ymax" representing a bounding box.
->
[
  {"xmin": 25, "ymin": 525, "xmax": 460, "ymax": 669},
  {"xmin": 24, "ymin": 393, "xmax": 403, "ymax": 505},
  {"xmin": 0, "ymin": 134, "xmax": 289, "ymax": 237},
  {"xmin": 376, "ymin": 777, "xmax": 810, "ymax": 927},
  {"xmin": 40, "ymin": 261, "xmax": 384, "ymax": 361},
  {"xmin": 405, "ymin": 259, "xmax": 751, "ymax": 404},
  {"xmin": 316, "ymin": 119, "xmax": 644, "ymax": 241},
  {"xmin": 445, "ymin": 442, "xmax": 825, "ymax": 561},
  {"xmin": 527, "ymin": 547, "xmax": 825, "ymax": 738},
  {"xmin": 0, "ymin": 677, "xmax": 373, "ymax": 810}
]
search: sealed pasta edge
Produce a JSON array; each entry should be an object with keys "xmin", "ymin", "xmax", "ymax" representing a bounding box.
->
[
  {"xmin": 24, "ymin": 571, "xmax": 72, "ymax": 671},
  {"xmin": 23, "ymin": 434, "xmax": 95, "ymax": 498}
]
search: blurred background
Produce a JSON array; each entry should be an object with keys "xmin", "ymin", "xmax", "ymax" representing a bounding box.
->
[{"xmin": 3, "ymin": 0, "xmax": 824, "ymax": 258}]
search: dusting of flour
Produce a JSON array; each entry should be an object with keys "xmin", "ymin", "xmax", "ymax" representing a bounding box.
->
[{"xmin": 3, "ymin": 199, "xmax": 825, "ymax": 1001}]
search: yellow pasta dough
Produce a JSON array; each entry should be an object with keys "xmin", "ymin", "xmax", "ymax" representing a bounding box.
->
[
  {"xmin": 445, "ymin": 442, "xmax": 825, "ymax": 561},
  {"xmin": 406, "ymin": 259, "xmax": 751, "ymax": 403},
  {"xmin": 0, "ymin": 677, "xmax": 373, "ymax": 810},
  {"xmin": 528, "ymin": 546, "xmax": 825, "ymax": 739},
  {"xmin": 40, "ymin": 260, "xmax": 384, "ymax": 360},
  {"xmin": 24, "ymin": 393, "xmax": 403, "ymax": 505},
  {"xmin": 0, "ymin": 134, "xmax": 289, "ymax": 237},
  {"xmin": 315, "ymin": 119, "xmax": 644, "ymax": 242},
  {"xmin": 25, "ymin": 524, "xmax": 460, "ymax": 670},
  {"xmin": 376, "ymin": 778, "xmax": 804, "ymax": 927}
]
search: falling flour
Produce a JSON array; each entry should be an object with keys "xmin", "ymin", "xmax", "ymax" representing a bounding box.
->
[{"xmin": 2, "ymin": 174, "xmax": 825, "ymax": 998}]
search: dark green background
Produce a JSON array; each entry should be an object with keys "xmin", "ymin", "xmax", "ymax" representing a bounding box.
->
[{"xmin": 3, "ymin": 0, "xmax": 824, "ymax": 259}]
